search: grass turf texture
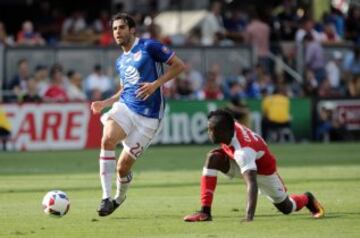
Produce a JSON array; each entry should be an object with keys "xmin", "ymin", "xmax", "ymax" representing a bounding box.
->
[{"xmin": 0, "ymin": 143, "xmax": 359, "ymax": 238}]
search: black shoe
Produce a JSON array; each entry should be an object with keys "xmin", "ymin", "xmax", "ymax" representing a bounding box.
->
[
  {"xmin": 97, "ymin": 198, "xmax": 115, "ymax": 217},
  {"xmin": 304, "ymin": 192, "xmax": 325, "ymax": 218},
  {"xmin": 112, "ymin": 195, "xmax": 126, "ymax": 212}
]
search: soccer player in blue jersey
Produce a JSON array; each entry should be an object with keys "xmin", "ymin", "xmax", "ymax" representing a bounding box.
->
[{"xmin": 90, "ymin": 13, "xmax": 185, "ymax": 216}]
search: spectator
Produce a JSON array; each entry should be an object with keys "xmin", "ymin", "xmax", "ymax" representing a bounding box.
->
[
  {"xmin": 320, "ymin": 23, "xmax": 341, "ymax": 43},
  {"xmin": 84, "ymin": 64, "xmax": 113, "ymax": 100},
  {"xmin": 325, "ymin": 51, "xmax": 343, "ymax": 89},
  {"xmin": 93, "ymin": 10, "xmax": 111, "ymax": 34},
  {"xmin": 316, "ymin": 104, "xmax": 347, "ymax": 141},
  {"xmin": 345, "ymin": 6, "xmax": 360, "ymax": 44},
  {"xmin": 146, "ymin": 23, "xmax": 172, "ymax": 45},
  {"xmin": 35, "ymin": 1, "xmax": 64, "ymax": 44},
  {"xmin": 347, "ymin": 74, "xmax": 360, "ymax": 97},
  {"xmin": 315, "ymin": 105, "xmax": 333, "ymax": 141},
  {"xmin": 276, "ymin": 0, "xmax": 299, "ymax": 41},
  {"xmin": 0, "ymin": 21, "xmax": 14, "ymax": 46},
  {"xmin": 16, "ymin": 20, "xmax": 45, "ymax": 46},
  {"xmin": 295, "ymin": 18, "xmax": 321, "ymax": 44},
  {"xmin": 6, "ymin": 58, "xmax": 30, "ymax": 102},
  {"xmin": 223, "ymin": 8, "xmax": 246, "ymax": 43},
  {"xmin": 343, "ymin": 47, "xmax": 360, "ymax": 76},
  {"xmin": 67, "ymin": 70, "xmax": 87, "ymax": 101},
  {"xmin": 244, "ymin": 10, "xmax": 271, "ymax": 73},
  {"xmin": 22, "ymin": 78, "xmax": 42, "ymax": 103},
  {"xmin": 183, "ymin": 62, "xmax": 204, "ymax": 98},
  {"xmin": 33, "ymin": 65, "xmax": 49, "ymax": 97},
  {"xmin": 244, "ymin": 68, "xmax": 261, "ymax": 98},
  {"xmin": 303, "ymin": 33, "xmax": 326, "ymax": 83},
  {"xmin": 222, "ymin": 75, "xmax": 246, "ymax": 101},
  {"xmin": 62, "ymin": 11, "xmax": 87, "ymax": 36},
  {"xmin": 0, "ymin": 106, "xmax": 11, "ymax": 151},
  {"xmin": 200, "ymin": 0, "xmax": 226, "ymax": 46},
  {"xmin": 303, "ymin": 69, "xmax": 318, "ymax": 96},
  {"xmin": 174, "ymin": 75, "xmax": 194, "ymax": 99},
  {"xmin": 200, "ymin": 70, "xmax": 223, "ymax": 100},
  {"xmin": 261, "ymin": 83, "xmax": 293, "ymax": 142},
  {"xmin": 318, "ymin": 78, "xmax": 341, "ymax": 98},
  {"xmin": 43, "ymin": 64, "xmax": 68, "ymax": 102}
]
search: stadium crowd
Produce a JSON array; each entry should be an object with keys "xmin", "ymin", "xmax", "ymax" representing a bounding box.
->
[{"xmin": 1, "ymin": 0, "xmax": 360, "ymax": 103}]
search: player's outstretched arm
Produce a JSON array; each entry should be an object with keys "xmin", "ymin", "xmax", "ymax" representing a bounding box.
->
[
  {"xmin": 91, "ymin": 86, "xmax": 123, "ymax": 114},
  {"xmin": 241, "ymin": 170, "xmax": 258, "ymax": 222},
  {"xmin": 136, "ymin": 55, "xmax": 185, "ymax": 100}
]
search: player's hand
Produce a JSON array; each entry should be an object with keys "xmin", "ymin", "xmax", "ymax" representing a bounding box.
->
[
  {"xmin": 136, "ymin": 82, "xmax": 158, "ymax": 100},
  {"xmin": 91, "ymin": 101, "xmax": 105, "ymax": 114}
]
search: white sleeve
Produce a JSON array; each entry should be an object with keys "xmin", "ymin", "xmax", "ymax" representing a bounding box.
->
[{"xmin": 233, "ymin": 147, "xmax": 257, "ymax": 174}]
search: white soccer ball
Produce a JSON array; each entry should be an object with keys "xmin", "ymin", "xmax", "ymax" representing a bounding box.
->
[{"xmin": 42, "ymin": 190, "xmax": 70, "ymax": 217}]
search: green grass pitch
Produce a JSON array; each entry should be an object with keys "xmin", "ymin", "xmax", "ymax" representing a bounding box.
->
[{"xmin": 0, "ymin": 143, "xmax": 360, "ymax": 238}]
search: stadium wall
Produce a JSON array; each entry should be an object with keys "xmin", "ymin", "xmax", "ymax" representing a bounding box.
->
[{"xmin": 3, "ymin": 99, "xmax": 311, "ymax": 151}]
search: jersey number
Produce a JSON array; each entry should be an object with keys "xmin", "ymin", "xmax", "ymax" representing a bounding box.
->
[{"xmin": 130, "ymin": 143, "xmax": 144, "ymax": 157}]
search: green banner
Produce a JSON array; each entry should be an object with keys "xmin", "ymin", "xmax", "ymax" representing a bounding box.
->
[{"xmin": 152, "ymin": 98, "xmax": 311, "ymax": 144}]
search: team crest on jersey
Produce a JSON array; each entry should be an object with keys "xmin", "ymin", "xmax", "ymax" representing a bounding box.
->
[
  {"xmin": 133, "ymin": 51, "xmax": 142, "ymax": 61},
  {"xmin": 162, "ymin": 46, "xmax": 170, "ymax": 54}
]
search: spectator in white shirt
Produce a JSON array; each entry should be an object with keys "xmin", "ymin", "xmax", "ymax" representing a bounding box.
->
[
  {"xmin": 84, "ymin": 64, "xmax": 113, "ymax": 100},
  {"xmin": 325, "ymin": 51, "xmax": 343, "ymax": 89},
  {"xmin": 201, "ymin": 1, "xmax": 226, "ymax": 46}
]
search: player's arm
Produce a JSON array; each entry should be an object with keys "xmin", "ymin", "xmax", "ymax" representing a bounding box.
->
[
  {"xmin": 242, "ymin": 169, "xmax": 258, "ymax": 222},
  {"xmin": 90, "ymin": 85, "xmax": 123, "ymax": 114},
  {"xmin": 136, "ymin": 55, "xmax": 185, "ymax": 100},
  {"xmin": 234, "ymin": 147, "xmax": 258, "ymax": 222},
  {"xmin": 154, "ymin": 55, "xmax": 185, "ymax": 88}
]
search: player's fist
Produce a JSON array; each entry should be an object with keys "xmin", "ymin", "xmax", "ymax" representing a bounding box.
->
[{"xmin": 91, "ymin": 101, "xmax": 105, "ymax": 114}]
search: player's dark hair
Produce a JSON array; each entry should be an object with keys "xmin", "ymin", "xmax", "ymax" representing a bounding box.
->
[
  {"xmin": 207, "ymin": 109, "xmax": 235, "ymax": 133},
  {"xmin": 110, "ymin": 13, "xmax": 136, "ymax": 29}
]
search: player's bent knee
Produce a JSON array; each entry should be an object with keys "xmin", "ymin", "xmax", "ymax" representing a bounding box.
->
[
  {"xmin": 101, "ymin": 138, "xmax": 117, "ymax": 150},
  {"xmin": 274, "ymin": 200, "xmax": 293, "ymax": 215}
]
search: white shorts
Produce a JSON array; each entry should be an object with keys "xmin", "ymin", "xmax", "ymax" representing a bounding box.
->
[
  {"xmin": 101, "ymin": 102, "xmax": 160, "ymax": 159},
  {"xmin": 226, "ymin": 159, "xmax": 288, "ymax": 203}
]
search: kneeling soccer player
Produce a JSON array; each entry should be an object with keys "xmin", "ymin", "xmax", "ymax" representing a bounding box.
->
[{"xmin": 184, "ymin": 109, "xmax": 324, "ymax": 222}]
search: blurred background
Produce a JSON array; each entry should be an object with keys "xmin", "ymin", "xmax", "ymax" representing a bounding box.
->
[{"xmin": 1, "ymin": 0, "xmax": 360, "ymax": 151}]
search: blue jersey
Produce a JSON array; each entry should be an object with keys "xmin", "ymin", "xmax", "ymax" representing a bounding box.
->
[{"xmin": 115, "ymin": 38, "xmax": 174, "ymax": 119}]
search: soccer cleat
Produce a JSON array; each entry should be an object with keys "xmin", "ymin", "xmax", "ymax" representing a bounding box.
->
[
  {"xmin": 97, "ymin": 198, "xmax": 114, "ymax": 217},
  {"xmin": 112, "ymin": 196, "xmax": 126, "ymax": 213},
  {"xmin": 305, "ymin": 192, "xmax": 325, "ymax": 219},
  {"xmin": 183, "ymin": 211, "xmax": 212, "ymax": 222}
]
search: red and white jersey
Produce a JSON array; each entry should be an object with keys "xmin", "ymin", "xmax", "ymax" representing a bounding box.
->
[{"xmin": 221, "ymin": 122, "xmax": 277, "ymax": 175}]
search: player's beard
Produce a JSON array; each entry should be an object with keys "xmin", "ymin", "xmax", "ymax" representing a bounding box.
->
[{"xmin": 119, "ymin": 35, "xmax": 132, "ymax": 48}]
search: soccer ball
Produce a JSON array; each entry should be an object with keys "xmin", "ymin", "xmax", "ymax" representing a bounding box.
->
[{"xmin": 42, "ymin": 190, "xmax": 70, "ymax": 217}]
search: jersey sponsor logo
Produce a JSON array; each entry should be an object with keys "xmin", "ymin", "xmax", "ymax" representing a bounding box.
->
[
  {"xmin": 133, "ymin": 51, "xmax": 142, "ymax": 61},
  {"xmin": 124, "ymin": 66, "xmax": 140, "ymax": 85}
]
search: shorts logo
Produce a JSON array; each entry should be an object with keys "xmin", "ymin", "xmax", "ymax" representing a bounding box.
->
[{"xmin": 133, "ymin": 51, "xmax": 142, "ymax": 61}]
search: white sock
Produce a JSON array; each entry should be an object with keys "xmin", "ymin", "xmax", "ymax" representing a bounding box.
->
[
  {"xmin": 99, "ymin": 150, "xmax": 116, "ymax": 199},
  {"xmin": 114, "ymin": 171, "xmax": 133, "ymax": 204}
]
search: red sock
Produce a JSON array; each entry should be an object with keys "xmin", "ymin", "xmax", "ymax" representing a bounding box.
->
[
  {"xmin": 200, "ymin": 176, "xmax": 217, "ymax": 207},
  {"xmin": 290, "ymin": 194, "xmax": 309, "ymax": 211}
]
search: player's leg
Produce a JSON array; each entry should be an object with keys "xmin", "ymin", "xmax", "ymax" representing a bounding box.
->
[
  {"xmin": 113, "ymin": 112, "xmax": 160, "ymax": 212},
  {"xmin": 184, "ymin": 148, "xmax": 230, "ymax": 222},
  {"xmin": 274, "ymin": 192, "xmax": 324, "ymax": 218},
  {"xmin": 258, "ymin": 173, "xmax": 324, "ymax": 218},
  {"xmin": 113, "ymin": 149, "xmax": 135, "ymax": 207},
  {"xmin": 98, "ymin": 119, "xmax": 127, "ymax": 216}
]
